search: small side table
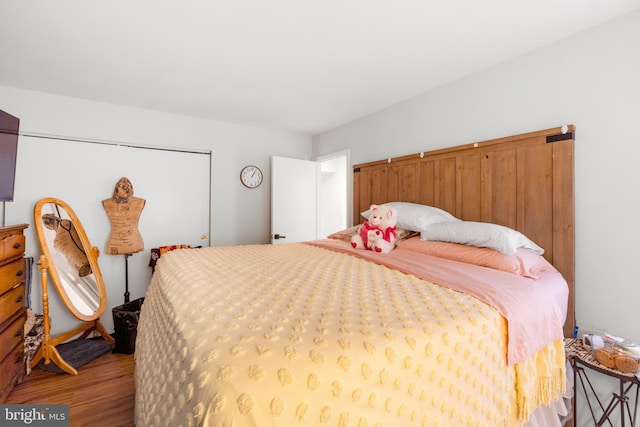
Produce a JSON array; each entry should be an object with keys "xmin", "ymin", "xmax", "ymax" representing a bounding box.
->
[{"xmin": 566, "ymin": 338, "xmax": 640, "ymax": 426}]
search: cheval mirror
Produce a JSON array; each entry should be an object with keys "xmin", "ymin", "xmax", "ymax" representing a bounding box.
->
[{"xmin": 32, "ymin": 197, "xmax": 114, "ymax": 375}]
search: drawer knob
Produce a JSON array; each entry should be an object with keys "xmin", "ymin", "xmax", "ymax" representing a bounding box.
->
[
  {"xmin": 15, "ymin": 270, "xmax": 24, "ymax": 277},
  {"xmin": 15, "ymin": 352, "xmax": 24, "ymax": 364},
  {"xmin": 12, "ymin": 242, "xmax": 22, "ymax": 250},
  {"xmin": 16, "ymin": 295, "xmax": 23, "ymax": 303}
]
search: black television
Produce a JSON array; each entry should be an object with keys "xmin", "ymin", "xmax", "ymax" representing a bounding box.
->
[{"xmin": 0, "ymin": 109, "xmax": 20, "ymax": 202}]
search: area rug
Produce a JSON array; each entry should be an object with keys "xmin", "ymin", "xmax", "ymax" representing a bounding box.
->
[{"xmin": 35, "ymin": 338, "xmax": 113, "ymax": 373}]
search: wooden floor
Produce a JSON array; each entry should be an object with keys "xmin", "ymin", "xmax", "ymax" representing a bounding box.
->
[{"xmin": 6, "ymin": 350, "xmax": 135, "ymax": 427}]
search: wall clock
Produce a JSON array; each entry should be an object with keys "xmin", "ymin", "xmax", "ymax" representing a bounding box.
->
[{"xmin": 240, "ymin": 165, "xmax": 263, "ymax": 188}]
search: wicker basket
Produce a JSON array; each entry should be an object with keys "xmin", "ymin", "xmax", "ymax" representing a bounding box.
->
[
  {"xmin": 615, "ymin": 355, "xmax": 640, "ymax": 373},
  {"xmin": 593, "ymin": 347, "xmax": 640, "ymax": 373}
]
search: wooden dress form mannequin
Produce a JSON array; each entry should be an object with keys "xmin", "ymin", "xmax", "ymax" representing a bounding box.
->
[{"xmin": 103, "ymin": 177, "xmax": 145, "ymax": 255}]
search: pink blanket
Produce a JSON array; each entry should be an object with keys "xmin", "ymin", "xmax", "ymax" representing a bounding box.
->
[{"xmin": 307, "ymin": 239, "xmax": 566, "ymax": 365}]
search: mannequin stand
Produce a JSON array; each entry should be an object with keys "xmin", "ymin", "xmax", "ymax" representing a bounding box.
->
[{"xmin": 124, "ymin": 253, "xmax": 131, "ymax": 303}]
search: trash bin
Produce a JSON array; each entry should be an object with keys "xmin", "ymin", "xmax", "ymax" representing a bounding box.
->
[{"xmin": 112, "ymin": 297, "xmax": 144, "ymax": 354}]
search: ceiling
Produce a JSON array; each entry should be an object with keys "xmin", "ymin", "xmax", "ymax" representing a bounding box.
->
[{"xmin": 1, "ymin": 1, "xmax": 639, "ymax": 136}]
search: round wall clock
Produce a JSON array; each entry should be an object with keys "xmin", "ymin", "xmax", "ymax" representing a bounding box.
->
[{"xmin": 240, "ymin": 165, "xmax": 263, "ymax": 188}]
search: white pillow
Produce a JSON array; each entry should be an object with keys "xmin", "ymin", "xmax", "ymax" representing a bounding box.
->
[
  {"xmin": 361, "ymin": 202, "xmax": 459, "ymax": 232},
  {"xmin": 420, "ymin": 221, "xmax": 544, "ymax": 255}
]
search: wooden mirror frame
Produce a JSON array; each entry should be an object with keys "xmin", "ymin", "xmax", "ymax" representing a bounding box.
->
[{"xmin": 31, "ymin": 197, "xmax": 114, "ymax": 375}]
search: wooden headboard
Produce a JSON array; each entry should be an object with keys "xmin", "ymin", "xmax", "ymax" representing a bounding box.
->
[{"xmin": 353, "ymin": 125, "xmax": 575, "ymax": 337}]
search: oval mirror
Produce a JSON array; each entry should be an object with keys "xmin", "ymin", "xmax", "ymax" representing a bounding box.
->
[{"xmin": 34, "ymin": 197, "xmax": 107, "ymax": 321}]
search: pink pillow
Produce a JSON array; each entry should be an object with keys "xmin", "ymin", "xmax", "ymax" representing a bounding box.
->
[
  {"xmin": 328, "ymin": 225, "xmax": 418, "ymax": 243},
  {"xmin": 398, "ymin": 237, "xmax": 550, "ymax": 279}
]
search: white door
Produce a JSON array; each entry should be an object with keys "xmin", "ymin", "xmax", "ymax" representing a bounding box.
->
[{"xmin": 271, "ymin": 156, "xmax": 318, "ymax": 244}]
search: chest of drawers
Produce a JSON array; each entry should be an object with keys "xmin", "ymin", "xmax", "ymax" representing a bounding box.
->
[{"xmin": 0, "ymin": 224, "xmax": 28, "ymax": 403}]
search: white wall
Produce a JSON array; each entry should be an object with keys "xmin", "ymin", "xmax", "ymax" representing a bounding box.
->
[
  {"xmin": 313, "ymin": 10, "xmax": 640, "ymax": 423},
  {"xmin": 1, "ymin": 85, "xmax": 312, "ymax": 334},
  {"xmin": 317, "ymin": 151, "xmax": 349, "ymax": 238}
]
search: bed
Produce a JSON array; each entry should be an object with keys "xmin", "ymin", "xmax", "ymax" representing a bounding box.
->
[{"xmin": 134, "ymin": 125, "xmax": 575, "ymax": 427}]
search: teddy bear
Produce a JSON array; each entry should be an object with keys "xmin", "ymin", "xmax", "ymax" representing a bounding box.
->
[{"xmin": 351, "ymin": 204, "xmax": 398, "ymax": 254}]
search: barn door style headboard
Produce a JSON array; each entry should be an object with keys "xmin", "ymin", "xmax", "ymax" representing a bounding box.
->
[{"xmin": 353, "ymin": 125, "xmax": 575, "ymax": 337}]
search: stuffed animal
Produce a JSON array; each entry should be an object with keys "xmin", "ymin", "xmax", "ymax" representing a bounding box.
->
[{"xmin": 351, "ymin": 204, "xmax": 398, "ymax": 253}]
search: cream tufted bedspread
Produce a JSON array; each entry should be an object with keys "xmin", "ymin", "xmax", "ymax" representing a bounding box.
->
[{"xmin": 135, "ymin": 243, "xmax": 566, "ymax": 427}]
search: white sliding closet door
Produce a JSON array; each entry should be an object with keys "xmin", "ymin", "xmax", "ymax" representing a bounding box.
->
[
  {"xmin": 126, "ymin": 147, "xmax": 210, "ymax": 248},
  {"xmin": 8, "ymin": 135, "xmax": 211, "ymax": 335}
]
